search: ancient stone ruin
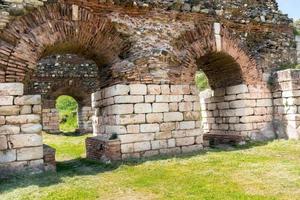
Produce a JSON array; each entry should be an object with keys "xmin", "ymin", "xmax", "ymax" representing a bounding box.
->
[{"xmin": 0, "ymin": 0, "xmax": 300, "ymax": 176}]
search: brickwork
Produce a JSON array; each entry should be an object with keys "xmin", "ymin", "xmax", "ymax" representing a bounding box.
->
[{"xmin": 42, "ymin": 108, "xmax": 59, "ymax": 133}]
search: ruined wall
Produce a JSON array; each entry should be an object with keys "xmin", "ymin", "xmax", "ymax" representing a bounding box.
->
[{"xmin": 297, "ymin": 36, "xmax": 300, "ymax": 64}]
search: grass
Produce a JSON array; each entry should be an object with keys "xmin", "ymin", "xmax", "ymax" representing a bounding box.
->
[{"xmin": 0, "ymin": 135, "xmax": 300, "ymax": 200}]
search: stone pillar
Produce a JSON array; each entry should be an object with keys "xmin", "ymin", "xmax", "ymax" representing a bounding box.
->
[
  {"xmin": 296, "ymin": 35, "xmax": 300, "ymax": 64},
  {"xmin": 200, "ymin": 84, "xmax": 274, "ymax": 141},
  {"xmin": 0, "ymin": 83, "xmax": 44, "ymax": 177},
  {"xmin": 77, "ymin": 106, "xmax": 94, "ymax": 134},
  {"xmin": 272, "ymin": 69, "xmax": 300, "ymax": 140},
  {"xmin": 90, "ymin": 84, "xmax": 202, "ymax": 160},
  {"xmin": 42, "ymin": 108, "xmax": 60, "ymax": 134}
]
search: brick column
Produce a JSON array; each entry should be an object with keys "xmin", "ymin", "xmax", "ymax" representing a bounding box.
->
[
  {"xmin": 89, "ymin": 84, "xmax": 203, "ymax": 161},
  {"xmin": 272, "ymin": 69, "xmax": 300, "ymax": 140},
  {"xmin": 200, "ymin": 84, "xmax": 274, "ymax": 141},
  {"xmin": 0, "ymin": 83, "xmax": 44, "ymax": 177}
]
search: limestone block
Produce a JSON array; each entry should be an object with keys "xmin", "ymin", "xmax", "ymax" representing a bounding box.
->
[
  {"xmin": 152, "ymin": 103, "xmax": 169, "ymax": 113},
  {"xmin": 0, "ymin": 106, "xmax": 20, "ymax": 115},
  {"xmin": 0, "ymin": 83, "xmax": 23, "ymax": 96},
  {"xmin": 134, "ymin": 141, "xmax": 151, "ymax": 152},
  {"xmin": 21, "ymin": 123, "xmax": 42, "ymax": 134},
  {"xmin": 143, "ymin": 150, "xmax": 159, "ymax": 158},
  {"xmin": 176, "ymin": 137, "xmax": 195, "ymax": 146},
  {"xmin": 225, "ymin": 95, "xmax": 237, "ymax": 101},
  {"xmin": 108, "ymin": 104, "xmax": 133, "ymax": 115},
  {"xmin": 126, "ymin": 125, "xmax": 140, "ymax": 134},
  {"xmin": 105, "ymin": 125, "xmax": 127, "ymax": 134},
  {"xmin": 9, "ymin": 134, "xmax": 43, "ymax": 148},
  {"xmin": 151, "ymin": 140, "xmax": 168, "ymax": 150},
  {"xmin": 229, "ymin": 100, "xmax": 256, "ymax": 108},
  {"xmin": 169, "ymin": 103, "xmax": 178, "ymax": 112},
  {"xmin": 14, "ymin": 95, "xmax": 41, "ymax": 105},
  {"xmin": 130, "ymin": 84, "xmax": 147, "ymax": 95},
  {"xmin": 116, "ymin": 114, "xmax": 145, "ymax": 125},
  {"xmin": 184, "ymin": 95, "xmax": 198, "ymax": 102},
  {"xmin": 235, "ymin": 108, "xmax": 254, "ymax": 116},
  {"xmin": 160, "ymin": 123, "xmax": 176, "ymax": 131},
  {"xmin": 104, "ymin": 85, "xmax": 129, "ymax": 98},
  {"xmin": 179, "ymin": 102, "xmax": 193, "ymax": 112},
  {"xmin": 160, "ymin": 147, "xmax": 181, "ymax": 155},
  {"xmin": 148, "ymin": 85, "xmax": 161, "ymax": 94},
  {"xmin": 193, "ymin": 102, "xmax": 201, "ymax": 111},
  {"xmin": 91, "ymin": 91, "xmax": 102, "ymax": 102},
  {"xmin": 146, "ymin": 113, "xmax": 163, "ymax": 123},
  {"xmin": 219, "ymin": 109, "xmax": 235, "ymax": 117},
  {"xmin": 164, "ymin": 112, "xmax": 184, "ymax": 122},
  {"xmin": 20, "ymin": 105, "xmax": 32, "ymax": 114},
  {"xmin": 240, "ymin": 116, "xmax": 267, "ymax": 123},
  {"xmin": 0, "ymin": 149, "xmax": 16, "ymax": 163},
  {"xmin": 171, "ymin": 85, "xmax": 190, "ymax": 94},
  {"xmin": 256, "ymin": 99, "xmax": 273, "ymax": 107},
  {"xmin": 180, "ymin": 121, "xmax": 195, "ymax": 130},
  {"xmin": 0, "ymin": 116, "xmax": 4, "ymax": 125},
  {"xmin": 156, "ymin": 95, "xmax": 170, "ymax": 102},
  {"xmin": 134, "ymin": 103, "xmax": 152, "ymax": 114},
  {"xmin": 226, "ymin": 84, "xmax": 248, "ymax": 95},
  {"xmin": 234, "ymin": 123, "xmax": 253, "ymax": 131},
  {"xmin": 183, "ymin": 111, "xmax": 200, "ymax": 121},
  {"xmin": 214, "ymin": 88, "xmax": 225, "ymax": 97},
  {"xmin": 155, "ymin": 131, "xmax": 172, "ymax": 140},
  {"xmin": 6, "ymin": 114, "xmax": 41, "ymax": 124},
  {"xmin": 0, "ymin": 125, "xmax": 20, "ymax": 135},
  {"xmin": 114, "ymin": 96, "xmax": 144, "ymax": 104},
  {"xmin": 0, "ymin": 96, "xmax": 13, "ymax": 106},
  {"xmin": 168, "ymin": 138, "xmax": 176, "ymax": 148},
  {"xmin": 119, "ymin": 133, "xmax": 154, "ymax": 143},
  {"xmin": 145, "ymin": 95, "xmax": 155, "ymax": 103},
  {"xmin": 170, "ymin": 95, "xmax": 184, "ymax": 102},
  {"xmin": 254, "ymin": 107, "xmax": 268, "ymax": 115},
  {"xmin": 161, "ymin": 85, "xmax": 170, "ymax": 94},
  {"xmin": 0, "ymin": 135, "xmax": 7, "ymax": 150},
  {"xmin": 216, "ymin": 102, "xmax": 229, "ymax": 109},
  {"xmin": 207, "ymin": 103, "xmax": 217, "ymax": 110},
  {"xmin": 17, "ymin": 146, "xmax": 43, "ymax": 161},
  {"xmin": 121, "ymin": 143, "xmax": 134, "ymax": 153},
  {"xmin": 140, "ymin": 124, "xmax": 159, "ymax": 133}
]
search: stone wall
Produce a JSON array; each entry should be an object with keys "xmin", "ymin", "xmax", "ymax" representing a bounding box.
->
[
  {"xmin": 200, "ymin": 84, "xmax": 275, "ymax": 141},
  {"xmin": 78, "ymin": 106, "xmax": 93, "ymax": 133},
  {"xmin": 0, "ymin": 83, "xmax": 44, "ymax": 177},
  {"xmin": 91, "ymin": 84, "xmax": 203, "ymax": 159},
  {"xmin": 42, "ymin": 108, "xmax": 59, "ymax": 133},
  {"xmin": 296, "ymin": 36, "xmax": 300, "ymax": 64}
]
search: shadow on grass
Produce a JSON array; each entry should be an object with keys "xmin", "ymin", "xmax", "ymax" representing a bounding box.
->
[{"xmin": 0, "ymin": 140, "xmax": 271, "ymax": 193}]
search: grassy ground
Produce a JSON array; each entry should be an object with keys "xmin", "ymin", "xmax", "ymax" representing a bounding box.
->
[{"xmin": 0, "ymin": 134, "xmax": 300, "ymax": 200}]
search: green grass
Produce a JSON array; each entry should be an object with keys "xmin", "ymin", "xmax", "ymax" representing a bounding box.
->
[{"xmin": 0, "ymin": 136, "xmax": 300, "ymax": 200}]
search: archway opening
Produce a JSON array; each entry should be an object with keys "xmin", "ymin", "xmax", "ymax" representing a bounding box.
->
[{"xmin": 56, "ymin": 95, "xmax": 79, "ymax": 133}]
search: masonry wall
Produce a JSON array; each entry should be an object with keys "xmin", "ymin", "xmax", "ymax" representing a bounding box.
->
[
  {"xmin": 92, "ymin": 84, "xmax": 203, "ymax": 159},
  {"xmin": 296, "ymin": 36, "xmax": 300, "ymax": 64},
  {"xmin": 0, "ymin": 83, "xmax": 44, "ymax": 176},
  {"xmin": 42, "ymin": 108, "xmax": 59, "ymax": 133}
]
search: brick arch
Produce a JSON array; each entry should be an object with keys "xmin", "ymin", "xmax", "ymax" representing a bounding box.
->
[
  {"xmin": 174, "ymin": 24, "xmax": 263, "ymax": 89},
  {"xmin": 0, "ymin": 3, "xmax": 129, "ymax": 83}
]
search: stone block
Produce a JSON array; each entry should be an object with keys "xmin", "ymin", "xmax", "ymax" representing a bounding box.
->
[
  {"xmin": 145, "ymin": 95, "xmax": 155, "ymax": 103},
  {"xmin": 0, "ymin": 149, "xmax": 16, "ymax": 163},
  {"xmin": 155, "ymin": 131, "xmax": 172, "ymax": 140},
  {"xmin": 17, "ymin": 146, "xmax": 43, "ymax": 161},
  {"xmin": 235, "ymin": 108, "xmax": 254, "ymax": 116},
  {"xmin": 214, "ymin": 88, "xmax": 225, "ymax": 97},
  {"xmin": 116, "ymin": 114, "xmax": 145, "ymax": 125},
  {"xmin": 114, "ymin": 96, "xmax": 144, "ymax": 104},
  {"xmin": 152, "ymin": 103, "xmax": 169, "ymax": 113},
  {"xmin": 0, "ymin": 83, "xmax": 23, "ymax": 96},
  {"xmin": 256, "ymin": 99, "xmax": 273, "ymax": 107},
  {"xmin": 229, "ymin": 100, "xmax": 256, "ymax": 108},
  {"xmin": 160, "ymin": 123, "xmax": 176, "ymax": 131},
  {"xmin": 168, "ymin": 138, "xmax": 176, "ymax": 148},
  {"xmin": 0, "ymin": 135, "xmax": 7, "ymax": 150},
  {"xmin": 104, "ymin": 85, "xmax": 129, "ymax": 98},
  {"xmin": 160, "ymin": 147, "xmax": 181, "ymax": 155},
  {"xmin": 134, "ymin": 141, "xmax": 151, "ymax": 152},
  {"xmin": 180, "ymin": 121, "xmax": 195, "ymax": 130},
  {"xmin": 119, "ymin": 133, "xmax": 154, "ymax": 143},
  {"xmin": 0, "ymin": 96, "xmax": 13, "ymax": 106},
  {"xmin": 156, "ymin": 95, "xmax": 170, "ymax": 102},
  {"xmin": 148, "ymin": 85, "xmax": 161, "ymax": 94},
  {"xmin": 151, "ymin": 140, "xmax": 168, "ymax": 150},
  {"xmin": 134, "ymin": 103, "xmax": 152, "ymax": 114},
  {"xmin": 127, "ymin": 125, "xmax": 140, "ymax": 133},
  {"xmin": 170, "ymin": 95, "xmax": 184, "ymax": 102},
  {"xmin": 216, "ymin": 102, "xmax": 229, "ymax": 109},
  {"xmin": 105, "ymin": 125, "xmax": 127, "ymax": 134},
  {"xmin": 108, "ymin": 104, "xmax": 133, "ymax": 115},
  {"xmin": 0, "ymin": 125, "xmax": 20, "ymax": 135},
  {"xmin": 183, "ymin": 111, "xmax": 200, "ymax": 121},
  {"xmin": 14, "ymin": 95, "xmax": 41, "ymax": 105},
  {"xmin": 161, "ymin": 85, "xmax": 170, "ymax": 94},
  {"xmin": 9, "ymin": 134, "xmax": 43, "ymax": 148},
  {"xmin": 21, "ymin": 123, "xmax": 42, "ymax": 134},
  {"xmin": 176, "ymin": 137, "xmax": 195, "ymax": 146},
  {"xmin": 140, "ymin": 124, "xmax": 160, "ymax": 133},
  {"xmin": 146, "ymin": 113, "xmax": 163, "ymax": 123},
  {"xmin": 169, "ymin": 103, "xmax": 178, "ymax": 112},
  {"xmin": 171, "ymin": 85, "xmax": 190, "ymax": 94},
  {"xmin": 121, "ymin": 143, "xmax": 134, "ymax": 153},
  {"xmin": 182, "ymin": 144, "xmax": 203, "ymax": 153},
  {"xmin": 179, "ymin": 102, "xmax": 193, "ymax": 111},
  {"xmin": 20, "ymin": 105, "xmax": 32, "ymax": 114},
  {"xmin": 184, "ymin": 95, "xmax": 198, "ymax": 102},
  {"xmin": 234, "ymin": 123, "xmax": 253, "ymax": 131},
  {"xmin": 91, "ymin": 91, "xmax": 102, "ymax": 101},
  {"xmin": 226, "ymin": 84, "xmax": 248, "ymax": 95},
  {"xmin": 6, "ymin": 114, "xmax": 41, "ymax": 124},
  {"xmin": 0, "ymin": 116, "xmax": 4, "ymax": 125},
  {"xmin": 164, "ymin": 112, "xmax": 184, "ymax": 122},
  {"xmin": 0, "ymin": 106, "xmax": 20, "ymax": 116},
  {"xmin": 130, "ymin": 84, "xmax": 147, "ymax": 95}
]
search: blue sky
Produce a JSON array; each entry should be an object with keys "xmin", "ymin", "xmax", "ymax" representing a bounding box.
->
[{"xmin": 277, "ymin": 0, "xmax": 300, "ymax": 20}]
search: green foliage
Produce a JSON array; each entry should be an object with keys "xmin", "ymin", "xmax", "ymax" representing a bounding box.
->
[
  {"xmin": 56, "ymin": 95, "xmax": 78, "ymax": 132},
  {"xmin": 195, "ymin": 70, "xmax": 210, "ymax": 91}
]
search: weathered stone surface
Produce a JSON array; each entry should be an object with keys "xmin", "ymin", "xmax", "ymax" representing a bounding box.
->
[
  {"xmin": 17, "ymin": 146, "xmax": 43, "ymax": 161},
  {"xmin": 0, "ymin": 125, "xmax": 20, "ymax": 135},
  {"xmin": 108, "ymin": 104, "xmax": 133, "ymax": 115},
  {"xmin": 20, "ymin": 105, "xmax": 32, "ymax": 114},
  {"xmin": 104, "ymin": 85, "xmax": 129, "ymax": 98},
  {"xmin": 152, "ymin": 103, "xmax": 169, "ymax": 113},
  {"xmin": 117, "ymin": 114, "xmax": 146, "ymax": 125},
  {"xmin": 134, "ymin": 141, "xmax": 151, "ymax": 152},
  {"xmin": 0, "ymin": 135, "xmax": 7, "ymax": 150},
  {"xmin": 119, "ymin": 133, "xmax": 154, "ymax": 143},
  {"xmin": 164, "ymin": 112, "xmax": 184, "ymax": 122},
  {"xmin": 226, "ymin": 84, "xmax": 248, "ymax": 95},
  {"xmin": 140, "ymin": 124, "xmax": 160, "ymax": 133},
  {"xmin": 21, "ymin": 124, "xmax": 42, "ymax": 134},
  {"xmin": 9, "ymin": 134, "xmax": 43, "ymax": 148},
  {"xmin": 114, "ymin": 96, "xmax": 144, "ymax": 104},
  {"xmin": 0, "ymin": 96, "xmax": 13, "ymax": 106},
  {"xmin": 0, "ymin": 83, "xmax": 23, "ymax": 96},
  {"xmin": 130, "ymin": 84, "xmax": 147, "ymax": 95},
  {"xmin": 0, "ymin": 106, "xmax": 20, "ymax": 116},
  {"xmin": 14, "ymin": 95, "xmax": 41, "ymax": 105},
  {"xmin": 6, "ymin": 114, "xmax": 41, "ymax": 124},
  {"xmin": 146, "ymin": 113, "xmax": 163, "ymax": 123},
  {"xmin": 134, "ymin": 103, "xmax": 152, "ymax": 114},
  {"xmin": 176, "ymin": 137, "xmax": 195, "ymax": 146},
  {"xmin": 0, "ymin": 149, "xmax": 16, "ymax": 163}
]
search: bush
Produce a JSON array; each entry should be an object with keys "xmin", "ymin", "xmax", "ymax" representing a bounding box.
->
[
  {"xmin": 56, "ymin": 95, "xmax": 78, "ymax": 132},
  {"xmin": 195, "ymin": 71, "xmax": 210, "ymax": 91}
]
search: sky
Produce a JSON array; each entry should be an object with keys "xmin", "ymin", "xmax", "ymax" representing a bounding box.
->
[{"xmin": 277, "ymin": 0, "xmax": 300, "ymax": 20}]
